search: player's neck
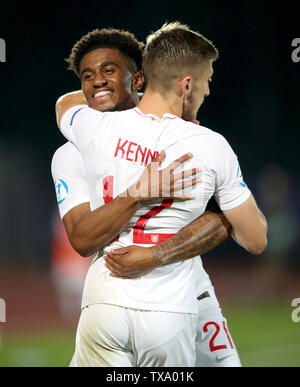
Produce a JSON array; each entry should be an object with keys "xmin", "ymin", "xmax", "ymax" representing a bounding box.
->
[{"xmin": 137, "ymin": 87, "xmax": 182, "ymax": 118}]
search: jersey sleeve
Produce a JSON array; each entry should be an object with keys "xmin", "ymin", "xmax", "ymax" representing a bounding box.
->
[
  {"xmin": 51, "ymin": 143, "xmax": 90, "ymax": 219},
  {"xmin": 59, "ymin": 105, "xmax": 103, "ymax": 152},
  {"xmin": 210, "ymin": 134, "xmax": 251, "ymax": 211}
]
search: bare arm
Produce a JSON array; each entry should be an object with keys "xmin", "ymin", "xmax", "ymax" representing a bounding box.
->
[
  {"xmin": 152, "ymin": 210, "xmax": 230, "ymax": 265},
  {"xmin": 63, "ymin": 152, "xmax": 200, "ymax": 257},
  {"xmin": 104, "ymin": 200, "xmax": 231, "ymax": 278},
  {"xmin": 223, "ymin": 194, "xmax": 267, "ymax": 255},
  {"xmin": 104, "ymin": 195, "xmax": 267, "ymax": 278},
  {"xmin": 63, "ymin": 196, "xmax": 140, "ymax": 257}
]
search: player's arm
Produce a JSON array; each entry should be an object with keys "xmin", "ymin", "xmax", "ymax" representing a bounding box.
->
[
  {"xmin": 153, "ymin": 197, "xmax": 231, "ymax": 263},
  {"xmin": 104, "ymin": 199, "xmax": 231, "ymax": 278},
  {"xmin": 212, "ymin": 135, "xmax": 267, "ymax": 255},
  {"xmin": 52, "ymin": 143, "xmax": 141, "ymax": 258},
  {"xmin": 223, "ymin": 194, "xmax": 267, "ymax": 255},
  {"xmin": 62, "ymin": 152, "xmax": 200, "ymax": 257},
  {"xmin": 104, "ymin": 198, "xmax": 266, "ymax": 279},
  {"xmin": 63, "ymin": 195, "xmax": 140, "ymax": 257}
]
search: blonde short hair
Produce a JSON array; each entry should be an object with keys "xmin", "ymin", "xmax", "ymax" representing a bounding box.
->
[{"xmin": 143, "ymin": 22, "xmax": 218, "ymax": 92}]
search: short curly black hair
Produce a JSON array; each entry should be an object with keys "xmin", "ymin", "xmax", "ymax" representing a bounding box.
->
[{"xmin": 66, "ymin": 28, "xmax": 144, "ymax": 78}]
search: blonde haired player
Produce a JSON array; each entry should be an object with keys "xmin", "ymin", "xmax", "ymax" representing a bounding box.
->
[{"xmin": 55, "ymin": 23, "xmax": 267, "ymax": 366}]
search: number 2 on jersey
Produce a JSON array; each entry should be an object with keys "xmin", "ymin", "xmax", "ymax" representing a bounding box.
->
[
  {"xmin": 133, "ymin": 199, "xmax": 174, "ymax": 244},
  {"xmin": 102, "ymin": 175, "xmax": 175, "ymax": 244}
]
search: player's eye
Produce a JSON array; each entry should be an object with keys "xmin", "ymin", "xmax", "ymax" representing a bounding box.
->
[
  {"xmin": 84, "ymin": 73, "xmax": 93, "ymax": 80},
  {"xmin": 104, "ymin": 67, "xmax": 114, "ymax": 74}
]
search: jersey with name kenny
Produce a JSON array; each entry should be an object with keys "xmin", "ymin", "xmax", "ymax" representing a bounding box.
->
[
  {"xmin": 59, "ymin": 105, "xmax": 251, "ymax": 314},
  {"xmin": 51, "ymin": 135, "xmax": 218, "ymax": 313}
]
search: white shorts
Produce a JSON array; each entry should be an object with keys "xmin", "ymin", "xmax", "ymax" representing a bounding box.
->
[
  {"xmin": 71, "ymin": 303, "xmax": 198, "ymax": 367},
  {"xmin": 195, "ymin": 287, "xmax": 241, "ymax": 367}
]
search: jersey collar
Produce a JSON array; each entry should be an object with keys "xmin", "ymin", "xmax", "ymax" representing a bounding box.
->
[{"xmin": 133, "ymin": 107, "xmax": 178, "ymax": 121}]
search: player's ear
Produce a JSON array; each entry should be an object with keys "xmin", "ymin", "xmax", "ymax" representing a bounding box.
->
[
  {"xmin": 131, "ymin": 71, "xmax": 144, "ymax": 91},
  {"xmin": 179, "ymin": 76, "xmax": 191, "ymax": 96}
]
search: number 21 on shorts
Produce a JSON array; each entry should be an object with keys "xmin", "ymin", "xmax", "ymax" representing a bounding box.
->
[{"xmin": 203, "ymin": 320, "xmax": 234, "ymax": 352}]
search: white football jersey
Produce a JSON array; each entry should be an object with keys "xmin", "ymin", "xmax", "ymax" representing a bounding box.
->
[
  {"xmin": 51, "ymin": 142, "xmax": 90, "ymax": 219},
  {"xmin": 59, "ymin": 105, "xmax": 251, "ymax": 314}
]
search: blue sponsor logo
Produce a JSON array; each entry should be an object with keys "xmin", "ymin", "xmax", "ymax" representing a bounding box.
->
[
  {"xmin": 237, "ymin": 165, "xmax": 247, "ymax": 188},
  {"xmin": 55, "ymin": 179, "xmax": 69, "ymax": 204}
]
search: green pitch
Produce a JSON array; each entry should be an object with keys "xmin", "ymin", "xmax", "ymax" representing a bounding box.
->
[
  {"xmin": 0, "ymin": 301, "xmax": 299, "ymax": 367},
  {"xmin": 225, "ymin": 300, "xmax": 300, "ymax": 367}
]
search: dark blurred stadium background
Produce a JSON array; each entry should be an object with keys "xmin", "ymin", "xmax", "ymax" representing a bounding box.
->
[{"xmin": 0, "ymin": 0, "xmax": 299, "ymax": 367}]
